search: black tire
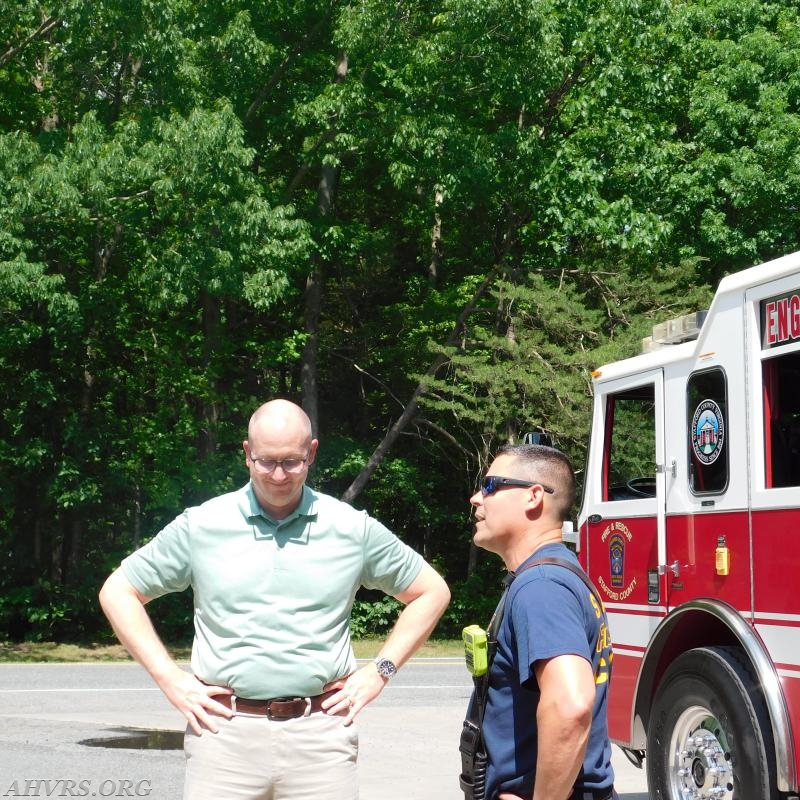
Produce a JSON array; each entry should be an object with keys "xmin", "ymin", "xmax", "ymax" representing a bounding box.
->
[{"xmin": 646, "ymin": 646, "xmax": 776, "ymax": 800}]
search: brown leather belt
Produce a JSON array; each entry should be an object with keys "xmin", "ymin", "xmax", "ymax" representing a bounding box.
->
[{"xmin": 216, "ymin": 690, "xmax": 336, "ymax": 720}]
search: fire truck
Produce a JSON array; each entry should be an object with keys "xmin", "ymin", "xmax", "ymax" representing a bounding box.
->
[{"xmin": 576, "ymin": 250, "xmax": 800, "ymax": 799}]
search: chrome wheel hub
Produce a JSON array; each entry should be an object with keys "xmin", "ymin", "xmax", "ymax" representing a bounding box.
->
[{"xmin": 668, "ymin": 706, "xmax": 733, "ymax": 799}]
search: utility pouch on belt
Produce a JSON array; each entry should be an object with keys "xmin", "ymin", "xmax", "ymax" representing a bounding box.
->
[
  {"xmin": 462, "ymin": 625, "xmax": 489, "ymax": 677},
  {"xmin": 460, "ymin": 622, "xmax": 493, "ymax": 799},
  {"xmin": 459, "ymin": 719, "xmax": 488, "ymax": 800},
  {"xmin": 459, "ymin": 574, "xmax": 512, "ymax": 800}
]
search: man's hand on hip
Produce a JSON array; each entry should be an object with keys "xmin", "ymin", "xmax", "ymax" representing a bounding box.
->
[{"xmin": 321, "ymin": 662, "xmax": 388, "ymax": 726}]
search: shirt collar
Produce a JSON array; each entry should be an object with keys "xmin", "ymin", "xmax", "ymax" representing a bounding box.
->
[
  {"xmin": 514, "ymin": 542, "xmax": 569, "ymax": 574},
  {"xmin": 241, "ymin": 483, "xmax": 318, "ymax": 538}
]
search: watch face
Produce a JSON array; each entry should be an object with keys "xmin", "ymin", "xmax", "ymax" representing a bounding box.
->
[{"xmin": 375, "ymin": 658, "xmax": 397, "ymax": 678}]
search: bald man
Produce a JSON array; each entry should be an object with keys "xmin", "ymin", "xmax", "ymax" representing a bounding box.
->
[{"xmin": 100, "ymin": 399, "xmax": 450, "ymax": 800}]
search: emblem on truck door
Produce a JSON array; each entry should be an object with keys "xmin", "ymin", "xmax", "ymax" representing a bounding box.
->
[
  {"xmin": 691, "ymin": 399, "xmax": 725, "ymax": 465},
  {"xmin": 599, "ymin": 522, "xmax": 636, "ymax": 601},
  {"xmin": 609, "ymin": 533, "xmax": 625, "ymax": 588}
]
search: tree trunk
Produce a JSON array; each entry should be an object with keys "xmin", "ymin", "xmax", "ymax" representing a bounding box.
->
[
  {"xmin": 199, "ymin": 288, "xmax": 221, "ymax": 460},
  {"xmin": 429, "ymin": 186, "xmax": 444, "ymax": 285},
  {"xmin": 467, "ymin": 540, "xmax": 479, "ymax": 577},
  {"xmin": 61, "ymin": 224, "xmax": 122, "ymax": 586},
  {"xmin": 301, "ymin": 268, "xmax": 322, "ymax": 434},
  {"xmin": 301, "ymin": 50, "xmax": 348, "ymax": 434},
  {"xmin": 64, "ymin": 513, "xmax": 84, "ymax": 587},
  {"xmin": 133, "ymin": 483, "xmax": 142, "ymax": 550}
]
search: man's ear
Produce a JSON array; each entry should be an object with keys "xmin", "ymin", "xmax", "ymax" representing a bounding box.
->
[{"xmin": 524, "ymin": 484, "xmax": 547, "ymax": 515}]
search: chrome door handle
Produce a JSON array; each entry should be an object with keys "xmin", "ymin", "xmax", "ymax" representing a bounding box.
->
[{"xmin": 657, "ymin": 560, "xmax": 680, "ymax": 578}]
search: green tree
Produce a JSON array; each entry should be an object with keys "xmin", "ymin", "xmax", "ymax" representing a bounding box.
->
[{"xmin": 2, "ymin": 0, "xmax": 800, "ymax": 640}]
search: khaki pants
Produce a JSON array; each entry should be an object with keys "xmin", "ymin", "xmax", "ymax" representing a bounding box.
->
[{"xmin": 183, "ymin": 712, "xmax": 359, "ymax": 800}]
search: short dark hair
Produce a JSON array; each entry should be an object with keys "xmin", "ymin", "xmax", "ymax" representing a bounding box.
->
[{"xmin": 496, "ymin": 443, "xmax": 576, "ymax": 521}]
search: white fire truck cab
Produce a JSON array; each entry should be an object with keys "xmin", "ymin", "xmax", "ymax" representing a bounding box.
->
[{"xmin": 577, "ymin": 250, "xmax": 800, "ymax": 799}]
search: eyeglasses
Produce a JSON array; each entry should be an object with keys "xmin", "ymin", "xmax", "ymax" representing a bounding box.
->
[
  {"xmin": 249, "ymin": 453, "xmax": 310, "ymax": 474},
  {"xmin": 481, "ymin": 475, "xmax": 555, "ymax": 496}
]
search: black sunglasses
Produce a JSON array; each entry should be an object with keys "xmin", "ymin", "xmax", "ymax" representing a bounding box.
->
[{"xmin": 481, "ymin": 475, "xmax": 555, "ymax": 496}]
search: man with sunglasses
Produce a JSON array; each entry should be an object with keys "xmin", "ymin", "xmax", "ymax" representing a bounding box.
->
[
  {"xmin": 100, "ymin": 399, "xmax": 450, "ymax": 800},
  {"xmin": 467, "ymin": 443, "xmax": 617, "ymax": 800}
]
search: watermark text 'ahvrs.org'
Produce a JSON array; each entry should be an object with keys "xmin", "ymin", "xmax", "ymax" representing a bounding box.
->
[{"xmin": 3, "ymin": 780, "xmax": 152, "ymax": 797}]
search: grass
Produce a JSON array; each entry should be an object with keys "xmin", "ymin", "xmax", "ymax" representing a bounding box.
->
[
  {"xmin": 353, "ymin": 638, "xmax": 462, "ymax": 659},
  {"xmin": 0, "ymin": 641, "xmax": 163, "ymax": 663},
  {"xmin": 0, "ymin": 638, "xmax": 463, "ymax": 663}
]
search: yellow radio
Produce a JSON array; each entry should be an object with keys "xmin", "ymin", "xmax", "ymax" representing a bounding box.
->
[{"xmin": 462, "ymin": 624, "xmax": 489, "ymax": 677}]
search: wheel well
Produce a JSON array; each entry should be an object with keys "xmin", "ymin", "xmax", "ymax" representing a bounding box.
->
[
  {"xmin": 632, "ymin": 600, "xmax": 797, "ymax": 792},
  {"xmin": 635, "ymin": 607, "xmax": 738, "ymax": 733}
]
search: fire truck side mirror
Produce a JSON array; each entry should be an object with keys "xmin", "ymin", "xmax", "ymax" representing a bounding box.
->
[{"xmin": 523, "ymin": 432, "xmax": 553, "ymax": 447}]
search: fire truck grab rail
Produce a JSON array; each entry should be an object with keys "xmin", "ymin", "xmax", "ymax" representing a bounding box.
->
[{"xmin": 633, "ymin": 598, "xmax": 796, "ymax": 793}]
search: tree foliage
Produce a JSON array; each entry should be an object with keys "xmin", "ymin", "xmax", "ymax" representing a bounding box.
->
[{"xmin": 1, "ymin": 0, "xmax": 799, "ymax": 640}]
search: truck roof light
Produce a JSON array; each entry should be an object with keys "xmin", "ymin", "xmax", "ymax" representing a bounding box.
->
[{"xmin": 643, "ymin": 310, "xmax": 708, "ymax": 352}]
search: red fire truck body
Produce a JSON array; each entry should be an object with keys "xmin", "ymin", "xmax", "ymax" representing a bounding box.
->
[{"xmin": 577, "ymin": 251, "xmax": 800, "ymax": 798}]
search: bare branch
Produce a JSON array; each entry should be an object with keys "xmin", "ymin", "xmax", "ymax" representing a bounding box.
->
[
  {"xmin": 332, "ymin": 354, "xmax": 407, "ymax": 411},
  {"xmin": 414, "ymin": 417, "xmax": 472, "ymax": 457},
  {"xmin": 246, "ymin": 7, "xmax": 335, "ymax": 121},
  {"xmin": 340, "ymin": 262, "xmax": 504, "ymax": 503},
  {"xmin": 0, "ymin": 16, "xmax": 60, "ymax": 69},
  {"xmin": 539, "ymin": 56, "xmax": 593, "ymax": 139}
]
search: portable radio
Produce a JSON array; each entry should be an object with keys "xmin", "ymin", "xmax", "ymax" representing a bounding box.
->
[{"xmin": 462, "ymin": 624, "xmax": 489, "ymax": 677}]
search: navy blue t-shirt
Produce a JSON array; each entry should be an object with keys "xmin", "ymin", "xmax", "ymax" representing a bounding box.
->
[{"xmin": 480, "ymin": 544, "xmax": 614, "ymax": 800}]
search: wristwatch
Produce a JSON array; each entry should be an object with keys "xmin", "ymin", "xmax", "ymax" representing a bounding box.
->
[{"xmin": 373, "ymin": 656, "xmax": 398, "ymax": 679}]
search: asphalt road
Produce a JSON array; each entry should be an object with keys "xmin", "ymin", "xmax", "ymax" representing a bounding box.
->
[{"xmin": 0, "ymin": 660, "xmax": 648, "ymax": 799}]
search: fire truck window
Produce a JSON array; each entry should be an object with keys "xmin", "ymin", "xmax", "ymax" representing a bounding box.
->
[
  {"xmin": 763, "ymin": 351, "xmax": 800, "ymax": 488},
  {"xmin": 687, "ymin": 369, "xmax": 728, "ymax": 495},
  {"xmin": 605, "ymin": 386, "xmax": 657, "ymax": 501}
]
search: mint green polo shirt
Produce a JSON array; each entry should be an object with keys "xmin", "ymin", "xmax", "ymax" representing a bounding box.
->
[{"xmin": 121, "ymin": 483, "xmax": 424, "ymax": 699}]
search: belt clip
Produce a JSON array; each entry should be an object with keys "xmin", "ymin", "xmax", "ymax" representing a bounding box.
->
[
  {"xmin": 230, "ymin": 695, "xmax": 237, "ymax": 715},
  {"xmin": 303, "ymin": 697, "xmax": 312, "ymax": 717}
]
